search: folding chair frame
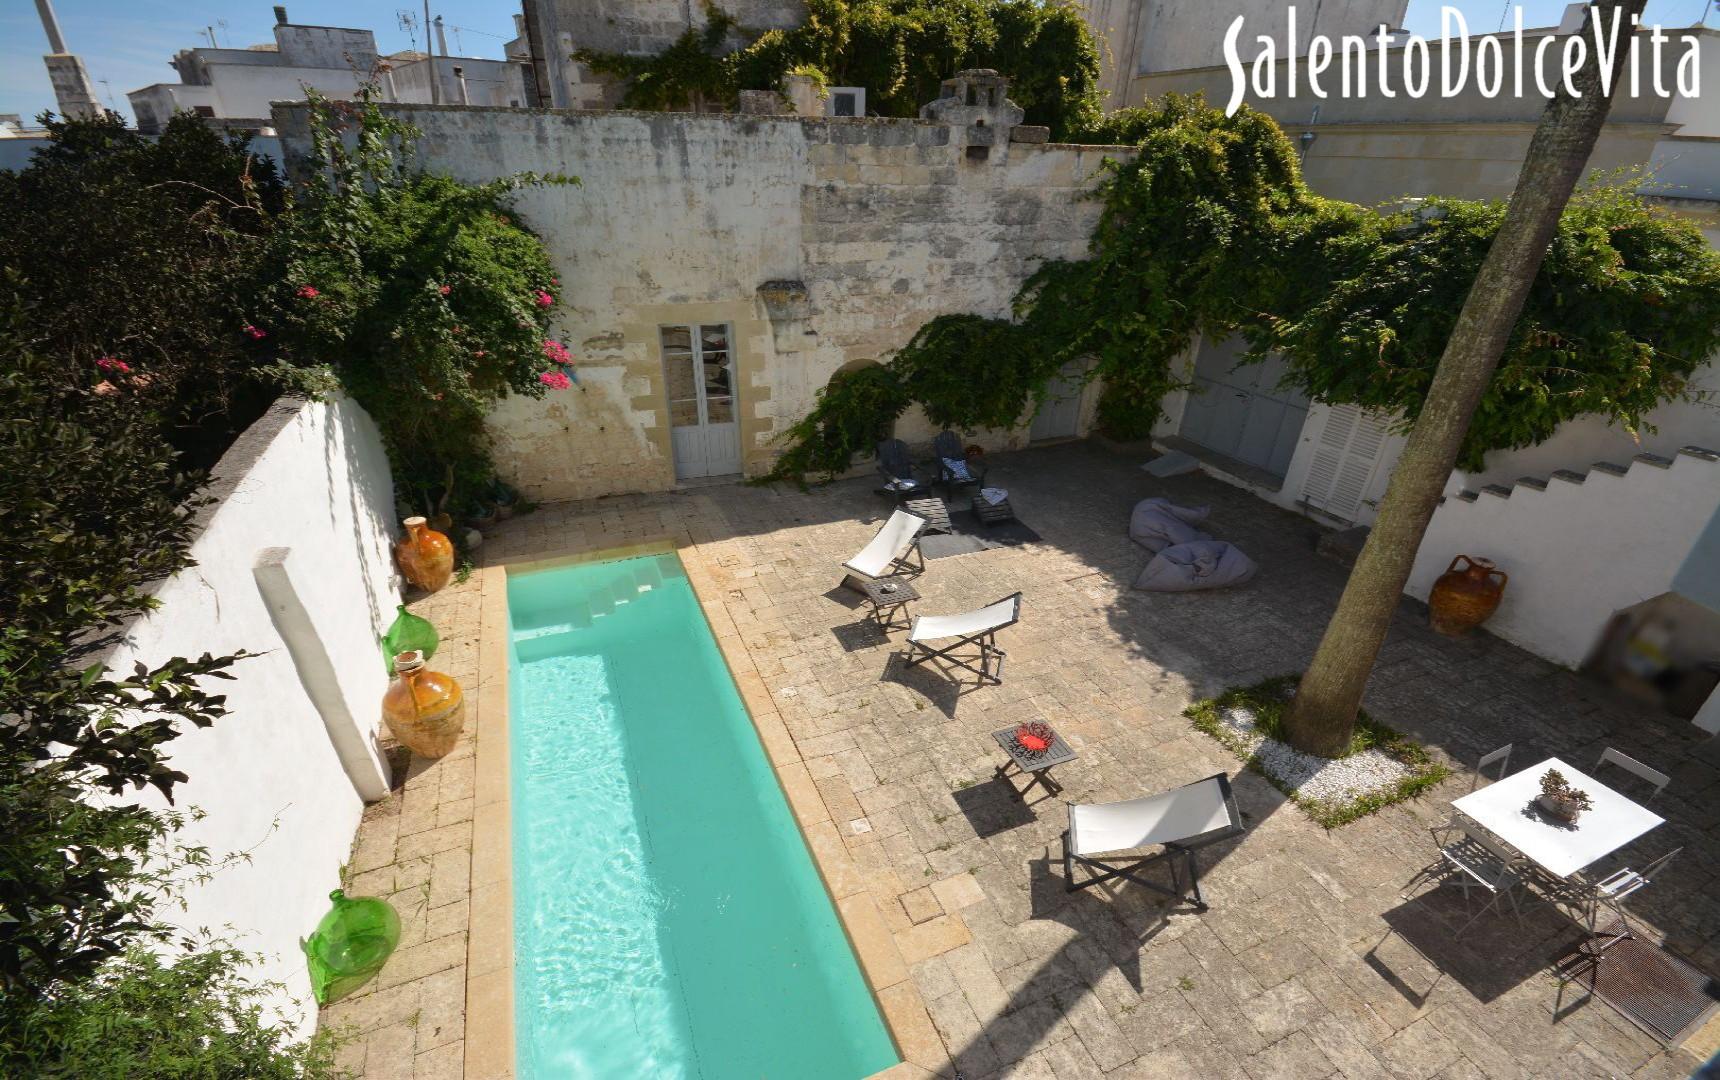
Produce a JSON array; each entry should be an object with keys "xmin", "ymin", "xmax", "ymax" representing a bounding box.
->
[
  {"xmin": 1063, "ymin": 772, "xmax": 1244, "ymax": 912},
  {"xmin": 842, "ymin": 512, "xmax": 928, "ymax": 594},
  {"xmin": 904, "ymin": 591, "xmax": 1021, "ymax": 686}
]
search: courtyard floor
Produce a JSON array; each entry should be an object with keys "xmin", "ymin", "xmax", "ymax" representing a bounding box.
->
[{"xmin": 323, "ymin": 439, "xmax": 1720, "ymax": 1079}]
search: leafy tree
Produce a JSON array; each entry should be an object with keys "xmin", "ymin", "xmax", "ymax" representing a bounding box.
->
[
  {"xmin": 0, "ymin": 112, "xmax": 282, "ymax": 468},
  {"xmin": 583, "ymin": 0, "xmax": 1105, "ymax": 140},
  {"xmin": 263, "ymin": 87, "xmax": 576, "ymax": 513},
  {"xmin": 1282, "ymin": 0, "xmax": 1653, "ymax": 755}
]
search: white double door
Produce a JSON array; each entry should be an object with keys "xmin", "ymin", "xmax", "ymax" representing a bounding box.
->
[{"xmin": 661, "ymin": 324, "xmax": 741, "ymax": 480}]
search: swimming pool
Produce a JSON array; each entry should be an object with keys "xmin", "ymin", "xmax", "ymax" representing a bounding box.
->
[{"xmin": 507, "ymin": 552, "xmax": 897, "ymax": 1079}]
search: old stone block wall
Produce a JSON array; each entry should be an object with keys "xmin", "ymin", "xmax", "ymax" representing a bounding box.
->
[{"xmin": 274, "ymin": 103, "xmax": 1129, "ymax": 503}]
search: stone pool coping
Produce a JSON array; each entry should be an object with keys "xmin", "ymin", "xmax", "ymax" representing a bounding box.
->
[{"xmin": 464, "ymin": 533, "xmax": 937, "ymax": 1080}]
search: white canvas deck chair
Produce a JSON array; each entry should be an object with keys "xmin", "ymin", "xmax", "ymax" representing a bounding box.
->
[
  {"xmin": 904, "ymin": 592, "xmax": 1022, "ymax": 686},
  {"xmin": 842, "ymin": 508, "xmax": 927, "ymax": 585},
  {"xmin": 1064, "ymin": 772, "xmax": 1244, "ymax": 911}
]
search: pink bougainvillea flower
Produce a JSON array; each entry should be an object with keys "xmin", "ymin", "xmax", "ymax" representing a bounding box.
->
[
  {"xmin": 551, "ymin": 277, "xmax": 559, "ymax": 286},
  {"xmin": 534, "ymin": 289, "xmax": 554, "ymax": 308},
  {"xmin": 473, "ymin": 350, "xmax": 487, "ymax": 358},
  {"xmin": 95, "ymin": 356, "xmax": 132, "ymax": 374},
  {"xmin": 244, "ymin": 324, "xmax": 267, "ymax": 340},
  {"xmin": 541, "ymin": 339, "xmax": 572, "ymax": 365},
  {"xmin": 439, "ymin": 284, "xmax": 452, "ymax": 296},
  {"xmin": 295, "ymin": 285, "xmax": 320, "ymax": 299},
  {"xmin": 538, "ymin": 370, "xmax": 572, "ymax": 390}
]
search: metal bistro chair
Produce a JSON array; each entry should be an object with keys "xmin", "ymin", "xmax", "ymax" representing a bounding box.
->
[
  {"xmin": 1593, "ymin": 747, "xmax": 1670, "ymax": 802},
  {"xmin": 1471, "ymin": 744, "xmax": 1514, "ymax": 792},
  {"xmin": 1407, "ymin": 820, "xmax": 1527, "ymax": 938},
  {"xmin": 1565, "ymin": 847, "xmax": 1683, "ymax": 977},
  {"xmin": 1432, "ymin": 744, "xmax": 1513, "ymax": 836}
]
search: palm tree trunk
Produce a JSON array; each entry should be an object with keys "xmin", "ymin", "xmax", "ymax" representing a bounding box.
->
[{"xmin": 1281, "ymin": 0, "xmax": 1648, "ymax": 757}]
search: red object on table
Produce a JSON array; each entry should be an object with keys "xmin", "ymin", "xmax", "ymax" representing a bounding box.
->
[{"xmin": 1015, "ymin": 721, "xmax": 1053, "ymax": 753}]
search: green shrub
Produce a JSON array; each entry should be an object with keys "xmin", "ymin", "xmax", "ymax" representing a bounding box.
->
[
  {"xmin": 0, "ymin": 947, "xmax": 340, "ymax": 1078},
  {"xmin": 0, "ymin": 111, "xmax": 282, "ymax": 468}
]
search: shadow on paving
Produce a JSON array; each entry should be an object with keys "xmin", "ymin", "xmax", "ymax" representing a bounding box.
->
[{"xmin": 548, "ymin": 439, "xmax": 1716, "ymax": 1075}]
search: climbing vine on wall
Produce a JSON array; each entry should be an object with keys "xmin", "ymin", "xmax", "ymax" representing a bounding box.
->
[
  {"xmin": 764, "ymin": 93, "xmax": 1720, "ymax": 482},
  {"xmin": 578, "ymin": 0, "xmax": 1104, "ymax": 140}
]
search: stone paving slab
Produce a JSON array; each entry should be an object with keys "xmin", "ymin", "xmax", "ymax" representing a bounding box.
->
[{"xmin": 321, "ymin": 440, "xmax": 1718, "ymax": 1078}]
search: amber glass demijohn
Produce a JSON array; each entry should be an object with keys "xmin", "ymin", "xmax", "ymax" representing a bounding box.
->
[
  {"xmin": 381, "ymin": 650, "xmax": 465, "ymax": 758},
  {"xmin": 394, "ymin": 516, "xmax": 454, "ymax": 593}
]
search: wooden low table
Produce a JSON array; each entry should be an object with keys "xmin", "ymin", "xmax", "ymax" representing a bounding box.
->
[
  {"xmin": 856, "ymin": 576, "xmax": 920, "ymax": 632},
  {"xmin": 902, "ymin": 496, "xmax": 952, "ymax": 534},
  {"xmin": 992, "ymin": 724, "xmax": 1077, "ymax": 803},
  {"xmin": 972, "ymin": 493, "xmax": 1016, "ymax": 525}
]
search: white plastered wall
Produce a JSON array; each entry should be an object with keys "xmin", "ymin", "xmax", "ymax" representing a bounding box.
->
[{"xmin": 104, "ymin": 395, "xmax": 400, "ymax": 1036}]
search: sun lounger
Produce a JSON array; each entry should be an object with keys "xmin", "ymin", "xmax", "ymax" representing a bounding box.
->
[
  {"xmin": 933, "ymin": 430, "xmax": 987, "ymax": 493},
  {"xmin": 904, "ymin": 592, "xmax": 1021, "ymax": 686},
  {"xmin": 1064, "ymin": 772, "xmax": 1244, "ymax": 909},
  {"xmin": 875, "ymin": 439, "xmax": 928, "ymax": 499},
  {"xmin": 843, "ymin": 508, "xmax": 928, "ymax": 584}
]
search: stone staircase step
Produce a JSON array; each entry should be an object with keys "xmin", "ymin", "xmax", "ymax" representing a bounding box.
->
[
  {"xmin": 1516, "ymin": 476, "xmax": 1548, "ymax": 491},
  {"xmin": 1481, "ymin": 484, "xmax": 1514, "ymax": 498},
  {"xmin": 1550, "ymin": 469, "xmax": 1586, "ymax": 485},
  {"xmin": 1678, "ymin": 445, "xmax": 1719, "ymax": 462},
  {"xmin": 1591, "ymin": 461, "xmax": 1629, "ymax": 476},
  {"xmin": 1456, "ymin": 489, "xmax": 1480, "ymax": 502},
  {"xmin": 1634, "ymin": 452, "xmax": 1675, "ymax": 469}
]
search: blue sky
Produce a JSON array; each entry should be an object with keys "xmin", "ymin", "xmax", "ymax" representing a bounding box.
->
[
  {"xmin": 2, "ymin": 0, "xmax": 521, "ymax": 124},
  {"xmin": 3, "ymin": 1, "xmax": 1712, "ymax": 126}
]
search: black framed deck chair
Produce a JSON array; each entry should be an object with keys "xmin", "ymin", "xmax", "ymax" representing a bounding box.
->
[
  {"xmin": 1063, "ymin": 772, "xmax": 1244, "ymax": 910},
  {"xmin": 904, "ymin": 592, "xmax": 1021, "ymax": 686},
  {"xmin": 875, "ymin": 439, "xmax": 929, "ymax": 500},
  {"xmin": 932, "ymin": 430, "xmax": 987, "ymax": 493},
  {"xmin": 842, "ymin": 508, "xmax": 928, "ymax": 588}
]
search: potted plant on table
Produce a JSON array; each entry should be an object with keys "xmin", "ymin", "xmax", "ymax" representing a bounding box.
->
[{"xmin": 1537, "ymin": 769, "xmax": 1593, "ymax": 823}]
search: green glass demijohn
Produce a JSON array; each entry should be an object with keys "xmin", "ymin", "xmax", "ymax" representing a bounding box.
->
[
  {"xmin": 301, "ymin": 889, "xmax": 401, "ymax": 1006},
  {"xmin": 380, "ymin": 604, "xmax": 439, "ymax": 675}
]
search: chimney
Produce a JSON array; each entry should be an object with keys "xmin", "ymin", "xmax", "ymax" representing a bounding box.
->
[
  {"xmin": 434, "ymin": 15, "xmax": 448, "ymax": 56},
  {"xmin": 273, "ymin": 5, "xmax": 288, "ymax": 25}
]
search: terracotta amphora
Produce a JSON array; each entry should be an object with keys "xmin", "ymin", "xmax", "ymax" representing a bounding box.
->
[
  {"xmin": 381, "ymin": 651, "xmax": 465, "ymax": 758},
  {"xmin": 394, "ymin": 516, "xmax": 454, "ymax": 593},
  {"xmin": 1428, "ymin": 555, "xmax": 1508, "ymax": 637}
]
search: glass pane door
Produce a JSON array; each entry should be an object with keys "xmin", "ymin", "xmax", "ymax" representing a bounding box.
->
[
  {"xmin": 700, "ymin": 325, "xmax": 734, "ymax": 425},
  {"xmin": 660, "ymin": 323, "xmax": 742, "ymax": 479}
]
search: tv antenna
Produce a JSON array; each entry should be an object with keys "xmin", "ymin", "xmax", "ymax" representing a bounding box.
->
[{"xmin": 396, "ymin": 10, "xmax": 420, "ymax": 52}]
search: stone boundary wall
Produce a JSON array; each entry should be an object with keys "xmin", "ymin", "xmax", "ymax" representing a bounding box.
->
[{"xmin": 274, "ymin": 103, "xmax": 1133, "ymax": 502}]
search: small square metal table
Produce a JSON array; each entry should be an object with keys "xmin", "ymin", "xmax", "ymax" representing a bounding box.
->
[
  {"xmin": 992, "ymin": 725, "xmax": 1077, "ymax": 803},
  {"xmin": 856, "ymin": 576, "xmax": 919, "ymax": 632},
  {"xmin": 1451, "ymin": 756, "xmax": 1664, "ymax": 881}
]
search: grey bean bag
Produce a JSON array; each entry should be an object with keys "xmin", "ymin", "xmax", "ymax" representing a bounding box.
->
[
  {"xmin": 1129, "ymin": 498, "xmax": 1211, "ymax": 554},
  {"xmin": 1134, "ymin": 540, "xmax": 1258, "ymax": 592}
]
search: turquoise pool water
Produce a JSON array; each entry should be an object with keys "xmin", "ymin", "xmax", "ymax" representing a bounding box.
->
[{"xmin": 507, "ymin": 553, "xmax": 897, "ymax": 1080}]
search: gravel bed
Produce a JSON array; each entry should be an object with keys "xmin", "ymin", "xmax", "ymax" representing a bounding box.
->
[{"xmin": 1218, "ymin": 706, "xmax": 1411, "ymax": 807}]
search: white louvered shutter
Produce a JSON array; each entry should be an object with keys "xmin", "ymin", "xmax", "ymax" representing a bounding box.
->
[{"xmin": 1302, "ymin": 405, "xmax": 1393, "ymax": 521}]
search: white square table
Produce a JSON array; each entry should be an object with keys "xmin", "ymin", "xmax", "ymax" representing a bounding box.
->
[{"xmin": 1451, "ymin": 756, "xmax": 1664, "ymax": 880}]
